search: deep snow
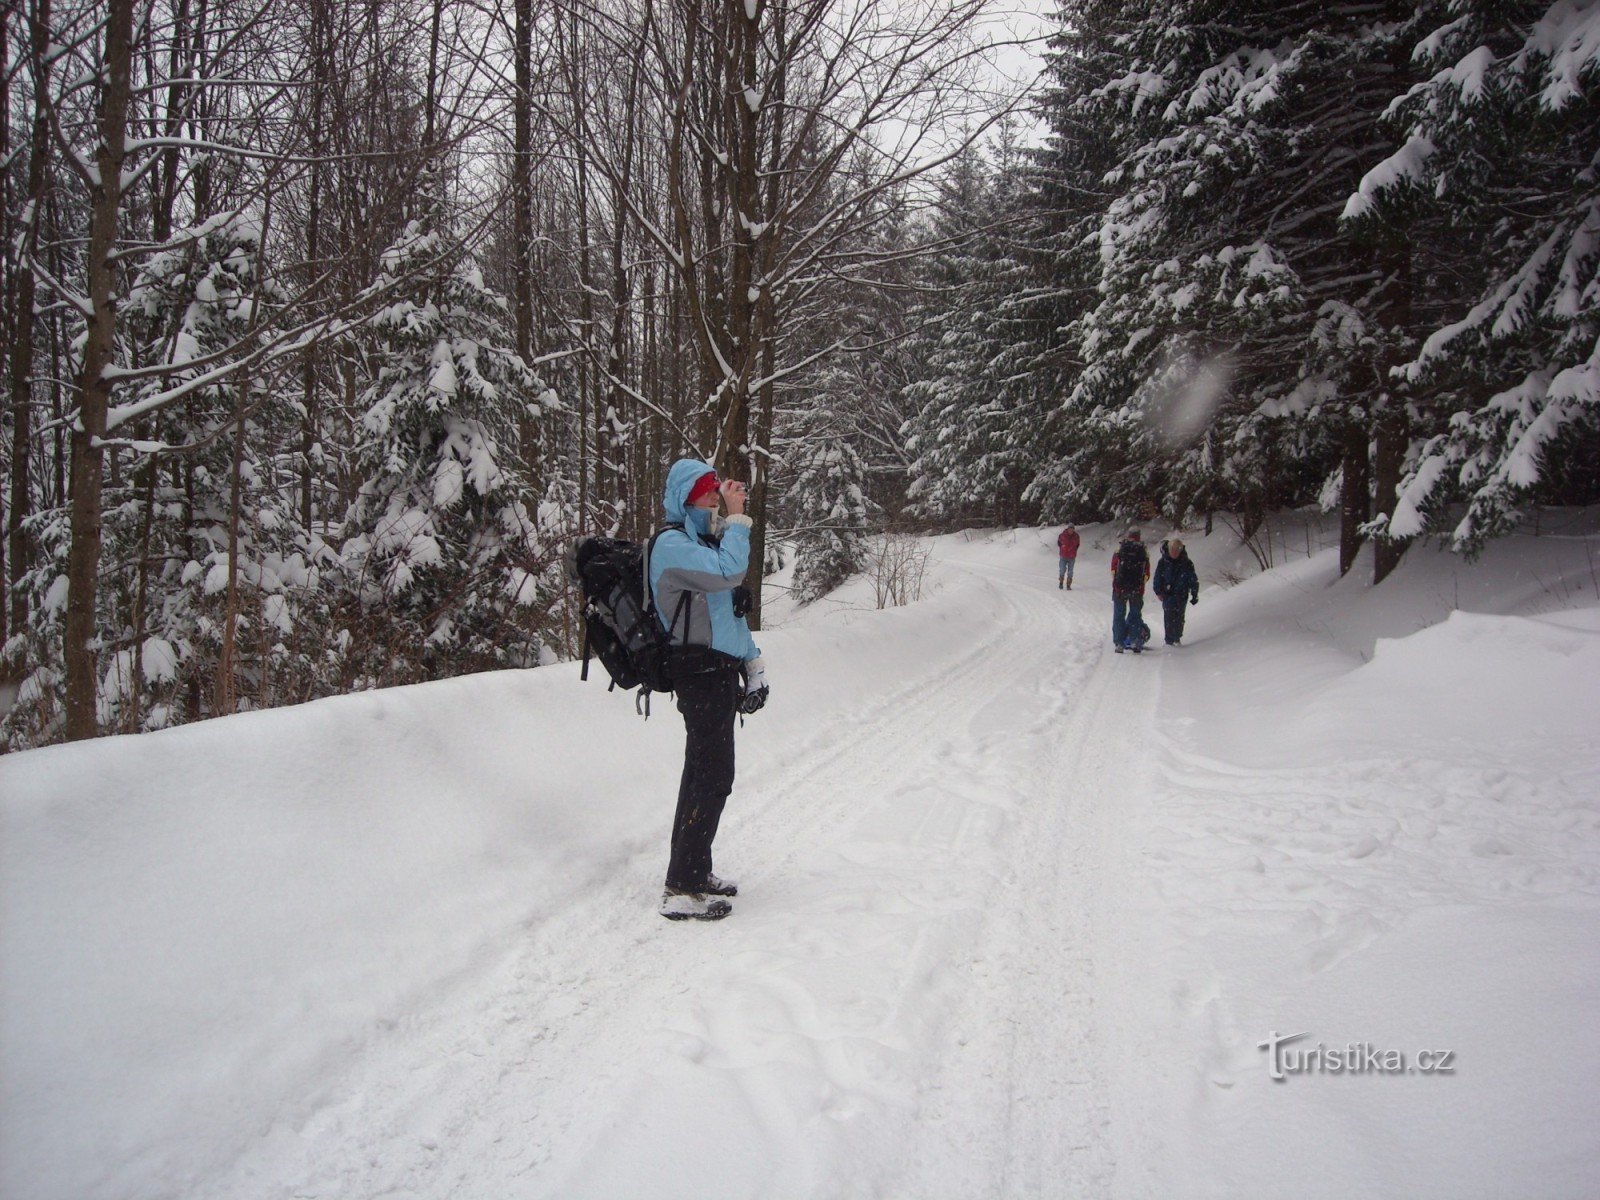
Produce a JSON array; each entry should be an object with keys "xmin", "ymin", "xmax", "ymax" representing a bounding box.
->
[{"xmin": 3, "ymin": 514, "xmax": 1598, "ymax": 1199}]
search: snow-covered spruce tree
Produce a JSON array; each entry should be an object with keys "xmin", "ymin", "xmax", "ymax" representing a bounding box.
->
[
  {"xmin": 783, "ymin": 414, "xmax": 872, "ymax": 604},
  {"xmin": 903, "ymin": 142, "xmax": 1048, "ymax": 527},
  {"xmin": 340, "ymin": 219, "xmax": 560, "ymax": 686},
  {"xmin": 1022, "ymin": 0, "xmax": 1173, "ymax": 524},
  {"xmin": 1029, "ymin": 1, "xmax": 1434, "ymax": 553},
  {"xmin": 1357, "ymin": 0, "xmax": 1600, "ymax": 554}
]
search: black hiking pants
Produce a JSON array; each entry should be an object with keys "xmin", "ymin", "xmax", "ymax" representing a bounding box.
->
[
  {"xmin": 666, "ymin": 663, "xmax": 743, "ymax": 890},
  {"xmin": 1162, "ymin": 596, "xmax": 1188, "ymax": 644}
]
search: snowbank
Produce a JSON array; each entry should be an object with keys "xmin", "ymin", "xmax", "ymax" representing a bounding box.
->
[{"xmin": 1111, "ymin": 517, "xmax": 1600, "ymax": 1199}]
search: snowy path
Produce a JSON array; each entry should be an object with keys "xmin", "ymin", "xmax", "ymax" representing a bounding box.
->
[
  {"xmin": 8, "ymin": 522, "xmax": 1598, "ymax": 1200},
  {"xmin": 202, "ymin": 537, "xmax": 1135, "ymax": 1199}
]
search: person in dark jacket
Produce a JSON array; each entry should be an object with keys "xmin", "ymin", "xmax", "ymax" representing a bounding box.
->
[
  {"xmin": 1110, "ymin": 529, "xmax": 1150, "ymax": 652},
  {"xmin": 647, "ymin": 458, "xmax": 767, "ymax": 921},
  {"xmin": 1152, "ymin": 537, "xmax": 1200, "ymax": 646},
  {"xmin": 1057, "ymin": 524, "xmax": 1081, "ymax": 589}
]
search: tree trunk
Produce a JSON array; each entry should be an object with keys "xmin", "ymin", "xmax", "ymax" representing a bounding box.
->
[
  {"xmin": 422, "ymin": 0, "xmax": 442, "ymax": 152},
  {"xmin": 301, "ymin": 0, "xmax": 326, "ymax": 533},
  {"xmin": 1240, "ymin": 499, "xmax": 1265, "ymax": 546},
  {"xmin": 512, "ymin": 0, "xmax": 539, "ymax": 486},
  {"xmin": 64, "ymin": 0, "xmax": 135, "ymax": 741},
  {"xmin": 714, "ymin": 0, "xmax": 763, "ymax": 478},
  {"xmin": 747, "ymin": 338, "xmax": 776, "ymax": 632},
  {"xmin": 217, "ymin": 382, "xmax": 251, "ymax": 715},
  {"xmin": 8, "ymin": 0, "xmax": 53, "ymax": 644},
  {"xmin": 604, "ymin": 27, "xmax": 644, "ymax": 532},
  {"xmin": 0, "ymin": 2, "xmax": 11, "ymax": 645},
  {"xmin": 190, "ymin": 0, "xmax": 213, "ymax": 219},
  {"xmin": 1372, "ymin": 410, "xmax": 1408, "ymax": 584},
  {"xmin": 150, "ymin": 0, "xmax": 189, "ymax": 245},
  {"xmin": 1373, "ymin": 229, "xmax": 1414, "ymax": 586},
  {"xmin": 569, "ymin": 10, "xmax": 594, "ymax": 527},
  {"xmin": 129, "ymin": 458, "xmax": 157, "ymax": 731},
  {"xmin": 1337, "ymin": 420, "xmax": 1370, "ymax": 578}
]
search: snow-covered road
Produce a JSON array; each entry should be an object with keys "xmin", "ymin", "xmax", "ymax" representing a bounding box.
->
[
  {"xmin": 210, "ymin": 534, "xmax": 1131, "ymax": 1199},
  {"xmin": 5, "ymin": 521, "xmax": 1599, "ymax": 1200}
]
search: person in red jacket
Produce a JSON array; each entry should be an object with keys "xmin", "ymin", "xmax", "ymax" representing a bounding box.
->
[{"xmin": 1057, "ymin": 523, "xmax": 1081, "ymax": 589}]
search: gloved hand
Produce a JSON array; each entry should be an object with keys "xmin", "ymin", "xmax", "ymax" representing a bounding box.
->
[
  {"xmin": 1190, "ymin": 594, "xmax": 1199, "ymax": 606},
  {"xmin": 739, "ymin": 656, "xmax": 769, "ymax": 715}
]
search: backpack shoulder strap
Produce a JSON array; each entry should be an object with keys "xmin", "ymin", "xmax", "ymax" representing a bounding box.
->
[
  {"xmin": 643, "ymin": 523, "xmax": 692, "ymax": 646},
  {"xmin": 642, "ymin": 523, "xmax": 685, "ymax": 598}
]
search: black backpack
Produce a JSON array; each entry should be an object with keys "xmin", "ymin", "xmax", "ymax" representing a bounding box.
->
[
  {"xmin": 1114, "ymin": 539, "xmax": 1148, "ymax": 593},
  {"xmin": 567, "ymin": 526, "xmax": 690, "ymax": 706}
]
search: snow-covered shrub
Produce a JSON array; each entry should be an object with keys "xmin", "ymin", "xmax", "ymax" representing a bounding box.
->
[{"xmin": 866, "ymin": 533, "xmax": 931, "ymax": 609}]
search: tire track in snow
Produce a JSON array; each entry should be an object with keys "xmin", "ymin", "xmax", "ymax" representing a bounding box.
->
[
  {"xmin": 202, "ymin": 540, "xmax": 1146, "ymax": 1199},
  {"xmin": 530, "ymin": 558, "xmax": 1103, "ymax": 1197},
  {"xmin": 886, "ymin": 551, "xmax": 1144, "ymax": 1199},
  {"xmin": 197, "ymin": 567, "xmax": 1040, "ymax": 1199}
]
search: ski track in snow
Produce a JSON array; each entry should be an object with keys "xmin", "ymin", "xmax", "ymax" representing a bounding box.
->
[{"xmin": 205, "ymin": 539, "xmax": 1130, "ymax": 1200}]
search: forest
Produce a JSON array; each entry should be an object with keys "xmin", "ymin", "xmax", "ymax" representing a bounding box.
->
[{"xmin": 1, "ymin": 0, "xmax": 1595, "ymax": 750}]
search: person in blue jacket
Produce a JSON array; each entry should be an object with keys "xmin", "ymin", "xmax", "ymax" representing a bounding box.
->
[
  {"xmin": 648, "ymin": 458, "xmax": 768, "ymax": 921},
  {"xmin": 1151, "ymin": 537, "xmax": 1199, "ymax": 646}
]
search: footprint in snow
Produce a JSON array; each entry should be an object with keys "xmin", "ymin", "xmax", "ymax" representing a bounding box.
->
[{"xmin": 1348, "ymin": 834, "xmax": 1382, "ymax": 859}]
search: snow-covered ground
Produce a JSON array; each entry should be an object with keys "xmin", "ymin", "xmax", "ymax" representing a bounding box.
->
[{"xmin": 4, "ymin": 514, "xmax": 1599, "ymax": 1200}]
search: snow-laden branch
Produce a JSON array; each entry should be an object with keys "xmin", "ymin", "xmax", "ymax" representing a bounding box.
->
[
  {"xmin": 750, "ymin": 330, "xmax": 863, "ymax": 394},
  {"xmin": 102, "ymin": 314, "xmax": 355, "ymax": 433}
]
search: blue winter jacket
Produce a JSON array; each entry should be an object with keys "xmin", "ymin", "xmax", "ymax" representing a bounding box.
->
[
  {"xmin": 647, "ymin": 458, "xmax": 761, "ymax": 663},
  {"xmin": 1152, "ymin": 542, "xmax": 1199, "ymax": 605}
]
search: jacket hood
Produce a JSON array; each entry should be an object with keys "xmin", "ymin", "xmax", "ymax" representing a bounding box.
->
[{"xmin": 663, "ymin": 457, "xmax": 717, "ymax": 526}]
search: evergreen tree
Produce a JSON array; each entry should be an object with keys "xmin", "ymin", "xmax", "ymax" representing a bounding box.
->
[
  {"xmin": 1359, "ymin": 0, "xmax": 1600, "ymax": 552},
  {"xmin": 785, "ymin": 427, "xmax": 871, "ymax": 603},
  {"xmin": 340, "ymin": 219, "xmax": 559, "ymax": 684},
  {"xmin": 902, "ymin": 141, "xmax": 1045, "ymax": 526}
]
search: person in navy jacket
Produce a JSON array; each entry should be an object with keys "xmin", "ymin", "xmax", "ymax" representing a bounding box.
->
[
  {"xmin": 647, "ymin": 458, "xmax": 766, "ymax": 921},
  {"xmin": 1152, "ymin": 538, "xmax": 1200, "ymax": 645}
]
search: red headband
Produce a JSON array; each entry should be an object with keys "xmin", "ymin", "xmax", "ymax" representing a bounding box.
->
[{"xmin": 686, "ymin": 471, "xmax": 720, "ymax": 505}]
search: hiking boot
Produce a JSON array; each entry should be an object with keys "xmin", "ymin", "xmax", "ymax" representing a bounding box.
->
[
  {"xmin": 700, "ymin": 873, "xmax": 738, "ymax": 897},
  {"xmin": 1114, "ymin": 645, "xmax": 1125, "ymax": 654},
  {"xmin": 660, "ymin": 889, "xmax": 733, "ymax": 921},
  {"xmin": 1058, "ymin": 578, "xmax": 1064, "ymax": 589}
]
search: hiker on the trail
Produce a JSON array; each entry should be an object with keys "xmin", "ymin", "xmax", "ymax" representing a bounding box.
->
[
  {"xmin": 648, "ymin": 458, "xmax": 767, "ymax": 922},
  {"xmin": 1152, "ymin": 538, "xmax": 1200, "ymax": 646},
  {"xmin": 1057, "ymin": 523, "xmax": 1081, "ymax": 590},
  {"xmin": 1110, "ymin": 528, "xmax": 1150, "ymax": 653}
]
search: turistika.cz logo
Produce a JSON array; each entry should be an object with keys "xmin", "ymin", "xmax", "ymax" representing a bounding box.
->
[{"xmin": 1258, "ymin": 1031, "xmax": 1456, "ymax": 1081}]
